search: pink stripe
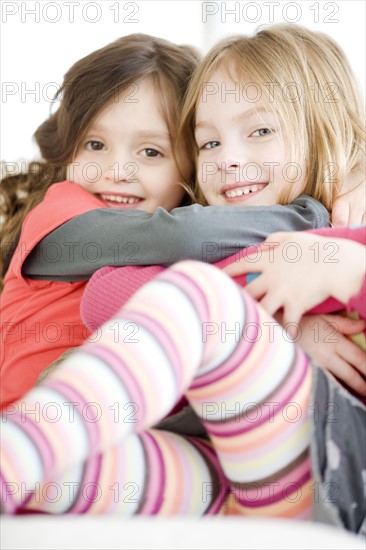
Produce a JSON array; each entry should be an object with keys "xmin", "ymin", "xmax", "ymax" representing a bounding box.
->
[
  {"xmin": 235, "ymin": 469, "xmax": 311, "ymax": 507},
  {"xmin": 190, "ymin": 293, "xmax": 260, "ymax": 389},
  {"xmin": 160, "ymin": 267, "xmax": 211, "ymax": 322},
  {"xmin": 187, "ymin": 438, "xmax": 229, "ymax": 515},
  {"xmin": 69, "ymin": 453, "xmax": 103, "ymax": 513},
  {"xmin": 233, "ymin": 456, "xmax": 311, "ymax": 504},
  {"xmin": 205, "ymin": 347, "xmax": 308, "ymax": 437},
  {"xmin": 8, "ymin": 415, "xmax": 55, "ymax": 483},
  {"xmin": 45, "ymin": 379, "xmax": 100, "ymax": 454},
  {"xmin": 0, "ymin": 471, "xmax": 19, "ymax": 513},
  {"xmin": 226, "ymin": 412, "xmax": 308, "ymax": 463},
  {"xmin": 138, "ymin": 432, "xmax": 165, "ymax": 515},
  {"xmin": 124, "ymin": 310, "xmax": 188, "ymax": 394},
  {"xmin": 168, "ymin": 435, "xmax": 193, "ymax": 513},
  {"xmin": 258, "ymin": 347, "xmax": 308, "ymax": 410},
  {"xmin": 80, "ymin": 344, "xmax": 146, "ymax": 424},
  {"xmin": 158, "ymin": 270, "xmax": 211, "ymax": 363}
]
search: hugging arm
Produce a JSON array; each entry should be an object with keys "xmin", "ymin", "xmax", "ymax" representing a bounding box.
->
[
  {"xmin": 225, "ymin": 226, "xmax": 366, "ymax": 395},
  {"xmin": 225, "ymin": 227, "xmax": 366, "ymax": 325},
  {"xmin": 22, "ymin": 196, "xmax": 329, "ymax": 281}
]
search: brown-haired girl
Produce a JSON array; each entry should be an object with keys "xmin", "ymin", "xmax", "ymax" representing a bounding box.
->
[{"xmin": 0, "ymin": 33, "xmax": 199, "ymax": 408}]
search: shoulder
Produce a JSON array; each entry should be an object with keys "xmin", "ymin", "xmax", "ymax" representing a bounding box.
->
[
  {"xmin": 12, "ymin": 182, "xmax": 105, "ymax": 271},
  {"xmin": 26, "ymin": 180, "xmax": 104, "ymax": 224},
  {"xmin": 43, "ymin": 180, "xmax": 104, "ymax": 207}
]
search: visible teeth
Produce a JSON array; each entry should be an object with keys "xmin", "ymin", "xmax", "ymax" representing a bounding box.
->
[
  {"xmin": 101, "ymin": 194, "xmax": 141, "ymax": 204},
  {"xmin": 225, "ymin": 185, "xmax": 262, "ymax": 198}
]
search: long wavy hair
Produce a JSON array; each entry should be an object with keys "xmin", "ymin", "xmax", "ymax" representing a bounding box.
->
[
  {"xmin": 1, "ymin": 34, "xmax": 200, "ymax": 282},
  {"xmin": 180, "ymin": 24, "xmax": 365, "ymax": 207}
]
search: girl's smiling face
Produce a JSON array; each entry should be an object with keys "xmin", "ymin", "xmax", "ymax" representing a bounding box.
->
[
  {"xmin": 68, "ymin": 78, "xmax": 186, "ymax": 213},
  {"xmin": 195, "ymin": 70, "xmax": 306, "ymax": 207}
]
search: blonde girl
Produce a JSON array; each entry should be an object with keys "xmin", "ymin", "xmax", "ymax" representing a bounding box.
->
[{"xmin": 180, "ymin": 24, "xmax": 365, "ymax": 212}]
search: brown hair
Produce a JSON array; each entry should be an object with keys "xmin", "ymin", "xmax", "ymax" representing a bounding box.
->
[
  {"xmin": 1, "ymin": 34, "xmax": 200, "ymax": 282},
  {"xmin": 180, "ymin": 24, "xmax": 365, "ymax": 207}
]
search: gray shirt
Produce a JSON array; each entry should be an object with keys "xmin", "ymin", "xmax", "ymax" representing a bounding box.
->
[{"xmin": 23, "ymin": 195, "xmax": 330, "ymax": 282}]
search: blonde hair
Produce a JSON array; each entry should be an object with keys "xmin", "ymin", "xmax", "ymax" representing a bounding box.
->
[{"xmin": 180, "ymin": 24, "xmax": 365, "ymax": 208}]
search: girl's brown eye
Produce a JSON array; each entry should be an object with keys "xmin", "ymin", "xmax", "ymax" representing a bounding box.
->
[
  {"xmin": 86, "ymin": 141, "xmax": 105, "ymax": 151},
  {"xmin": 143, "ymin": 148, "xmax": 161, "ymax": 158}
]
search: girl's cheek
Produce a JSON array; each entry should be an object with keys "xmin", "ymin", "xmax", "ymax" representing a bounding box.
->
[
  {"xmin": 66, "ymin": 163, "xmax": 83, "ymax": 185},
  {"xmin": 66, "ymin": 163, "xmax": 78, "ymax": 183}
]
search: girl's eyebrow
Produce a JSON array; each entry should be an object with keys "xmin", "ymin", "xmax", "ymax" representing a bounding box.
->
[
  {"xmin": 195, "ymin": 106, "xmax": 274, "ymax": 130},
  {"xmin": 136, "ymin": 130, "xmax": 171, "ymax": 141},
  {"xmin": 86, "ymin": 125, "xmax": 170, "ymax": 142}
]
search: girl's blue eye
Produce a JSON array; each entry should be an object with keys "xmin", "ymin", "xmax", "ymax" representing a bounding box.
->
[
  {"xmin": 142, "ymin": 148, "xmax": 161, "ymax": 158},
  {"xmin": 202, "ymin": 141, "xmax": 220, "ymax": 150},
  {"xmin": 85, "ymin": 140, "xmax": 105, "ymax": 151},
  {"xmin": 251, "ymin": 128, "xmax": 274, "ymax": 137}
]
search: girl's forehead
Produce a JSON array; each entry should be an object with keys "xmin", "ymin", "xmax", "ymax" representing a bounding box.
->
[
  {"xmin": 205, "ymin": 61, "xmax": 257, "ymax": 87},
  {"xmin": 197, "ymin": 72, "xmax": 277, "ymax": 118},
  {"xmin": 92, "ymin": 80, "xmax": 165, "ymax": 120},
  {"xmin": 198, "ymin": 67, "xmax": 267, "ymax": 105},
  {"xmin": 195, "ymin": 65, "xmax": 291, "ymax": 128}
]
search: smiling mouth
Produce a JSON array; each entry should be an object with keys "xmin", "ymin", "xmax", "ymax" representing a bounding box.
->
[
  {"xmin": 100, "ymin": 193, "xmax": 143, "ymax": 205},
  {"xmin": 223, "ymin": 183, "xmax": 267, "ymax": 198}
]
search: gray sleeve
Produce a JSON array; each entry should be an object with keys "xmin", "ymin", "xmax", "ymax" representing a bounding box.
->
[{"xmin": 23, "ymin": 195, "xmax": 329, "ymax": 281}]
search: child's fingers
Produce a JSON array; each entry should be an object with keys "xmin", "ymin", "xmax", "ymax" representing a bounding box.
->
[
  {"xmin": 337, "ymin": 336, "xmax": 366, "ymax": 378},
  {"xmin": 281, "ymin": 306, "xmax": 303, "ymax": 334},
  {"xmin": 328, "ymin": 352, "xmax": 366, "ymax": 396},
  {"xmin": 224, "ymin": 238, "xmax": 283, "ymax": 277},
  {"xmin": 244, "ymin": 276, "xmax": 267, "ymax": 300},
  {"xmin": 223, "ymin": 257, "xmax": 264, "ymax": 277},
  {"xmin": 259, "ymin": 293, "xmax": 288, "ymax": 320},
  {"xmin": 335, "ymin": 363, "xmax": 366, "ymax": 396},
  {"xmin": 315, "ymin": 322, "xmax": 366, "ymax": 394},
  {"xmin": 224, "ymin": 234, "xmax": 289, "ymax": 277},
  {"xmin": 247, "ymin": 284, "xmax": 304, "ymax": 325},
  {"xmin": 310, "ymin": 329, "xmax": 366, "ymax": 395},
  {"xmin": 324, "ymin": 315, "xmax": 366, "ymax": 335}
]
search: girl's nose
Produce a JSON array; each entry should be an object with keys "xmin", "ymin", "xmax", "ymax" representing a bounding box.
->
[
  {"xmin": 104, "ymin": 158, "xmax": 138, "ymax": 184},
  {"xmin": 220, "ymin": 159, "xmax": 240, "ymax": 171},
  {"xmin": 217, "ymin": 152, "xmax": 242, "ymax": 176},
  {"xmin": 216, "ymin": 142, "xmax": 249, "ymax": 174}
]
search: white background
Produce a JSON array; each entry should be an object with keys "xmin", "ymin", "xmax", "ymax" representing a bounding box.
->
[{"xmin": 1, "ymin": 0, "xmax": 365, "ymax": 163}]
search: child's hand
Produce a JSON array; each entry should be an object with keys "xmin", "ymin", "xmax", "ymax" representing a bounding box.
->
[
  {"xmin": 331, "ymin": 171, "xmax": 366, "ymax": 226},
  {"xmin": 224, "ymin": 232, "xmax": 365, "ymax": 327},
  {"xmin": 296, "ymin": 314, "xmax": 366, "ymax": 396}
]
